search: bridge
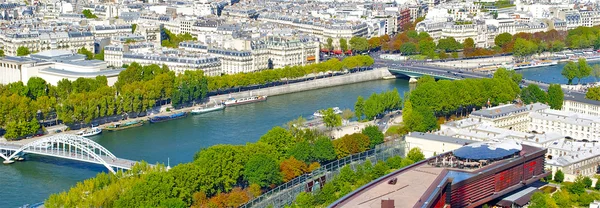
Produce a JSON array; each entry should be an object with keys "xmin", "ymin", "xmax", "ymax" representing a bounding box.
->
[{"xmin": 0, "ymin": 134, "xmax": 142, "ymax": 174}]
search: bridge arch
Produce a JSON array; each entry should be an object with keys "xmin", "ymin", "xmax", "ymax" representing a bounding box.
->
[{"xmin": 6, "ymin": 134, "xmax": 118, "ymax": 173}]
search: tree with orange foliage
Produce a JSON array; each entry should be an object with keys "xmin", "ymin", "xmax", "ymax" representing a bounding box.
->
[
  {"xmin": 225, "ymin": 187, "xmax": 251, "ymax": 207},
  {"xmin": 332, "ymin": 133, "xmax": 370, "ymax": 159},
  {"xmin": 307, "ymin": 162, "xmax": 321, "ymax": 172},
  {"xmin": 247, "ymin": 183, "xmax": 262, "ymax": 199},
  {"xmin": 280, "ymin": 156, "xmax": 308, "ymax": 182}
]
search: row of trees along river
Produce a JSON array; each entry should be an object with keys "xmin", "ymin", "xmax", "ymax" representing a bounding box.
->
[
  {"xmin": 0, "ymin": 55, "xmax": 374, "ymax": 140},
  {"xmin": 44, "ymin": 121, "xmax": 416, "ymax": 207}
]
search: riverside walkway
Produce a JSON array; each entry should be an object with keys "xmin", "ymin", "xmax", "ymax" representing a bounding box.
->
[{"xmin": 0, "ymin": 134, "xmax": 143, "ymax": 174}]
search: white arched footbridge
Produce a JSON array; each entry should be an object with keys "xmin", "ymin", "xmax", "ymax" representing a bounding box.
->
[{"xmin": 0, "ymin": 134, "xmax": 142, "ymax": 174}]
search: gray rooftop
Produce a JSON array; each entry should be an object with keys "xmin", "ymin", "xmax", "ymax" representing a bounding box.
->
[
  {"xmin": 471, "ymin": 104, "xmax": 527, "ymax": 119},
  {"xmin": 39, "ymin": 68, "xmax": 124, "ymax": 77},
  {"xmin": 408, "ymin": 132, "xmax": 474, "ymax": 145}
]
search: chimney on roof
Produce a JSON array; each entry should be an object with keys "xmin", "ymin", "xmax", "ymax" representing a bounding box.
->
[{"xmin": 381, "ymin": 199, "xmax": 394, "ymax": 208}]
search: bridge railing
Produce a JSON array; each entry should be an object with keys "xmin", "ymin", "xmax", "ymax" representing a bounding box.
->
[{"xmin": 239, "ymin": 139, "xmax": 405, "ymax": 208}]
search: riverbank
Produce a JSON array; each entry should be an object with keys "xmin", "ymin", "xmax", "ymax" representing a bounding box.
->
[
  {"xmin": 1, "ymin": 68, "xmax": 393, "ymax": 144},
  {"xmin": 208, "ymin": 67, "xmax": 393, "ymax": 102}
]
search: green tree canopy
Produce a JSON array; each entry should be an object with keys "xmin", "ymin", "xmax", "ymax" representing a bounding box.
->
[
  {"xmin": 494, "ymin": 32, "xmax": 513, "ymax": 48},
  {"xmin": 82, "ymin": 9, "xmax": 98, "ymax": 18},
  {"xmin": 407, "ymin": 147, "xmax": 425, "ymax": 161},
  {"xmin": 77, "ymin": 47, "xmax": 94, "ymax": 60},
  {"xmin": 339, "ymin": 38, "xmax": 348, "ymax": 52},
  {"xmin": 463, "ymin": 38, "xmax": 475, "ymax": 49},
  {"xmin": 17, "ymin": 46, "xmax": 30, "ymax": 56},
  {"xmin": 562, "ymin": 61, "xmax": 578, "ymax": 85},
  {"xmin": 322, "ymin": 108, "xmax": 342, "ymax": 129},
  {"xmin": 399, "ymin": 42, "xmax": 417, "ymax": 55},
  {"xmin": 586, "ymin": 86, "xmax": 600, "ymax": 101},
  {"xmin": 554, "ymin": 169, "xmax": 564, "ymax": 183},
  {"xmin": 258, "ymin": 126, "xmax": 295, "ymax": 156},
  {"xmin": 547, "ymin": 84, "xmax": 564, "ymax": 110},
  {"xmin": 437, "ymin": 37, "xmax": 462, "ymax": 52},
  {"xmin": 362, "ymin": 125, "xmax": 384, "ymax": 148},
  {"xmin": 576, "ymin": 58, "xmax": 592, "ymax": 84},
  {"xmin": 349, "ymin": 37, "xmax": 369, "ymax": 52},
  {"xmin": 243, "ymin": 154, "xmax": 282, "ymax": 187},
  {"xmin": 312, "ymin": 137, "xmax": 336, "ymax": 163},
  {"xmin": 520, "ymin": 84, "xmax": 548, "ymax": 104}
]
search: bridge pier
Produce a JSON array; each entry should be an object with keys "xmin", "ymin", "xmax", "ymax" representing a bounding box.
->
[{"xmin": 409, "ymin": 77, "xmax": 418, "ymax": 83}]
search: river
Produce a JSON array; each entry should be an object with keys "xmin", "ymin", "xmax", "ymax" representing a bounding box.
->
[
  {"xmin": 517, "ymin": 60, "xmax": 600, "ymax": 84},
  {"xmin": 0, "ymin": 79, "xmax": 411, "ymax": 207}
]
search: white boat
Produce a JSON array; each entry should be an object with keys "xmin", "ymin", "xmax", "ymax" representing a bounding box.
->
[
  {"xmin": 76, "ymin": 127, "xmax": 102, "ymax": 137},
  {"xmin": 191, "ymin": 103, "xmax": 225, "ymax": 114},
  {"xmin": 513, "ymin": 60, "xmax": 557, "ymax": 70},
  {"xmin": 313, "ymin": 107, "xmax": 343, "ymax": 118},
  {"xmin": 224, "ymin": 95, "xmax": 267, "ymax": 106}
]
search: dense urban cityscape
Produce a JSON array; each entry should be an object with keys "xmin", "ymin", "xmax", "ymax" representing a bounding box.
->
[{"xmin": 2, "ymin": 0, "xmax": 600, "ymax": 207}]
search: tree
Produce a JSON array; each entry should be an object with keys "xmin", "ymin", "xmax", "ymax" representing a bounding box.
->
[
  {"xmin": 529, "ymin": 192, "xmax": 558, "ymax": 208},
  {"xmin": 566, "ymin": 176, "xmax": 586, "ymax": 195},
  {"xmin": 520, "ymin": 84, "xmax": 548, "ymax": 104},
  {"xmin": 552, "ymin": 190, "xmax": 572, "ymax": 208},
  {"xmin": 0, "ymin": 49, "xmax": 4, "ymax": 57},
  {"xmin": 583, "ymin": 176, "xmax": 593, "ymax": 188},
  {"xmin": 587, "ymin": 86, "xmax": 600, "ymax": 101},
  {"xmin": 547, "ymin": 84, "xmax": 564, "ymax": 110},
  {"xmin": 77, "ymin": 47, "xmax": 94, "ymax": 60},
  {"xmin": 322, "ymin": 108, "xmax": 342, "ymax": 129},
  {"xmin": 494, "ymin": 33, "xmax": 513, "ymax": 48},
  {"xmin": 17, "ymin": 46, "xmax": 31, "ymax": 56},
  {"xmin": 463, "ymin": 38, "xmax": 475, "ymax": 49},
  {"xmin": 355, "ymin": 96, "xmax": 365, "ymax": 120},
  {"xmin": 437, "ymin": 37, "xmax": 461, "ymax": 52},
  {"xmin": 244, "ymin": 154, "xmax": 282, "ymax": 188},
  {"xmin": 258, "ymin": 126, "xmax": 294, "ymax": 156},
  {"xmin": 513, "ymin": 38, "xmax": 536, "ymax": 60},
  {"xmin": 554, "ymin": 169, "xmax": 564, "ymax": 183},
  {"xmin": 312, "ymin": 137, "xmax": 336, "ymax": 163},
  {"xmin": 562, "ymin": 61, "xmax": 578, "ymax": 85},
  {"xmin": 288, "ymin": 141, "xmax": 313, "ymax": 163},
  {"xmin": 576, "ymin": 58, "xmax": 592, "ymax": 84},
  {"xmin": 293, "ymin": 192, "xmax": 315, "ymax": 207},
  {"xmin": 82, "ymin": 9, "xmax": 98, "ymax": 18},
  {"xmin": 339, "ymin": 38, "xmax": 348, "ymax": 52},
  {"xmin": 193, "ymin": 145, "xmax": 246, "ymax": 194},
  {"xmin": 451, "ymin": 52, "xmax": 458, "ymax": 59},
  {"xmin": 439, "ymin": 51, "xmax": 448, "ymax": 59},
  {"xmin": 332, "ymin": 133, "xmax": 370, "ymax": 158},
  {"xmin": 418, "ymin": 39, "xmax": 436, "ymax": 57},
  {"xmin": 95, "ymin": 49, "xmax": 104, "ymax": 60},
  {"xmin": 399, "ymin": 42, "xmax": 417, "ymax": 55},
  {"xmin": 340, "ymin": 108, "xmax": 354, "ymax": 121},
  {"xmin": 326, "ymin": 38, "xmax": 333, "ymax": 50},
  {"xmin": 279, "ymin": 156, "xmax": 307, "ymax": 182},
  {"xmin": 349, "ymin": 37, "xmax": 369, "ymax": 52},
  {"xmin": 407, "ymin": 147, "xmax": 425, "ymax": 161},
  {"xmin": 362, "ymin": 125, "xmax": 384, "ymax": 148},
  {"xmin": 132, "ymin": 24, "xmax": 138, "ymax": 33},
  {"xmin": 368, "ymin": 37, "xmax": 381, "ymax": 50},
  {"xmin": 26, "ymin": 77, "xmax": 47, "ymax": 100}
]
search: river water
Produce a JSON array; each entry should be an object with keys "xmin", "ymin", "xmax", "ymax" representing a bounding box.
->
[
  {"xmin": 0, "ymin": 79, "xmax": 410, "ymax": 207},
  {"xmin": 517, "ymin": 61, "xmax": 600, "ymax": 84}
]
